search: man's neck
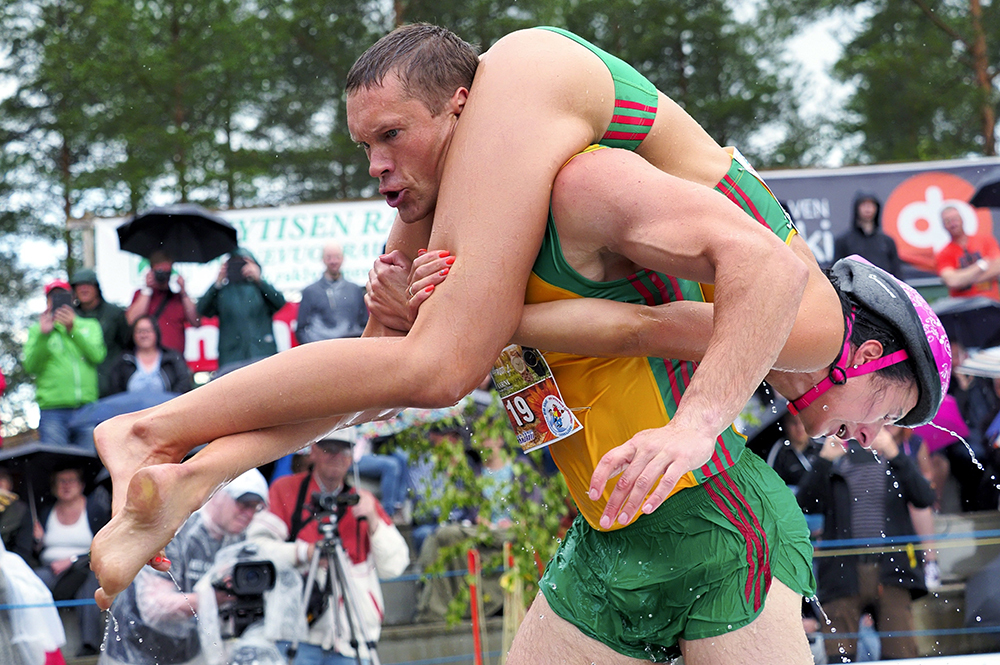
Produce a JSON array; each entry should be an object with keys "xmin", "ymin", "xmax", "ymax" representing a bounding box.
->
[
  {"xmin": 324, "ymin": 271, "xmax": 341, "ymax": 281},
  {"xmin": 315, "ymin": 475, "xmax": 345, "ymax": 494},
  {"xmin": 79, "ymin": 300, "xmax": 100, "ymax": 312}
]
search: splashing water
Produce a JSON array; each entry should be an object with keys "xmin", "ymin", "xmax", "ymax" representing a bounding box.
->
[
  {"xmin": 167, "ymin": 569, "xmax": 200, "ymax": 622},
  {"xmin": 808, "ymin": 595, "xmax": 831, "ymax": 626},
  {"xmin": 101, "ymin": 610, "xmax": 121, "ymax": 652},
  {"xmin": 925, "ymin": 422, "xmax": 999, "ymax": 490}
]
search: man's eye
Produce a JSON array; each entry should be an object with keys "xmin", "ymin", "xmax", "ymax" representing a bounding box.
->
[{"xmin": 385, "ymin": 129, "xmax": 399, "ymax": 139}]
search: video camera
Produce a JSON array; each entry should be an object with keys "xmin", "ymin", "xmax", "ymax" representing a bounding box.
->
[
  {"xmin": 213, "ymin": 544, "xmax": 276, "ymax": 640},
  {"xmin": 308, "ymin": 489, "xmax": 359, "ymax": 521}
]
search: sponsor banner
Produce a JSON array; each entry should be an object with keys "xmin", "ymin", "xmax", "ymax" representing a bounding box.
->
[{"xmin": 761, "ymin": 157, "xmax": 1000, "ymax": 274}]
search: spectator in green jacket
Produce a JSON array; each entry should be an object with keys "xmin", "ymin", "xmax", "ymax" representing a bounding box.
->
[
  {"xmin": 197, "ymin": 249, "xmax": 286, "ymax": 373},
  {"xmin": 23, "ymin": 280, "xmax": 106, "ymax": 448},
  {"xmin": 71, "ymin": 268, "xmax": 130, "ymax": 398}
]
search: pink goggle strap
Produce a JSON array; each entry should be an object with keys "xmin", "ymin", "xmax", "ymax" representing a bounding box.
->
[{"xmin": 787, "ymin": 308, "xmax": 909, "ymax": 415}]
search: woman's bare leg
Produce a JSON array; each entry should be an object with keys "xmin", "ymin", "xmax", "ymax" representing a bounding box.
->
[{"xmin": 92, "ymin": 412, "xmax": 365, "ymax": 608}]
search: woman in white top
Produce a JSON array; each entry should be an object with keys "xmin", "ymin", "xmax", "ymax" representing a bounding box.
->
[{"xmin": 33, "ymin": 467, "xmax": 108, "ymax": 657}]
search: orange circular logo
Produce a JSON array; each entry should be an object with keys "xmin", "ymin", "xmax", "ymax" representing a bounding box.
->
[{"xmin": 883, "ymin": 172, "xmax": 994, "ymax": 272}]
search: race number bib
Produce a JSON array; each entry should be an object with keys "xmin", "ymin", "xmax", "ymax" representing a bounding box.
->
[{"xmin": 490, "ymin": 345, "xmax": 582, "ymax": 452}]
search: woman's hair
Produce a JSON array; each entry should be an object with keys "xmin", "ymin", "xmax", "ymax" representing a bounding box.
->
[
  {"xmin": 130, "ymin": 315, "xmax": 162, "ymax": 351},
  {"xmin": 827, "ymin": 269, "xmax": 917, "ymax": 387}
]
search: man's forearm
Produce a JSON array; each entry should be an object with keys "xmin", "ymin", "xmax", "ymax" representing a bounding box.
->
[{"xmin": 671, "ymin": 240, "xmax": 807, "ymax": 441}]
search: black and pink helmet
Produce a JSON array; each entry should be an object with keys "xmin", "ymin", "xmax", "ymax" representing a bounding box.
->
[{"xmin": 788, "ymin": 256, "xmax": 951, "ymax": 427}]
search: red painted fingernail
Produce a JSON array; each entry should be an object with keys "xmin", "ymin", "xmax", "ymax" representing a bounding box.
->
[
  {"xmin": 417, "ymin": 249, "xmax": 427, "ymax": 256},
  {"xmin": 439, "ymin": 251, "xmax": 450, "ymax": 258},
  {"xmin": 424, "ymin": 285, "xmax": 435, "ymax": 293},
  {"xmin": 440, "ymin": 268, "xmax": 450, "ymax": 276},
  {"xmin": 445, "ymin": 257, "xmax": 455, "ymax": 265}
]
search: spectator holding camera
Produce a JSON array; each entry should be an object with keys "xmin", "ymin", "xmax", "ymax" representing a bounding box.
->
[
  {"xmin": 197, "ymin": 249, "xmax": 286, "ymax": 374},
  {"xmin": 23, "ymin": 280, "xmax": 106, "ymax": 447},
  {"xmin": 99, "ymin": 469, "xmax": 269, "ymax": 665},
  {"xmin": 126, "ymin": 251, "xmax": 200, "ymax": 356},
  {"xmin": 248, "ymin": 435, "xmax": 408, "ymax": 665}
]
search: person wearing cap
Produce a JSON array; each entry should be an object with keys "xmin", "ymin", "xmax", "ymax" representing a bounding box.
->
[
  {"xmin": 71, "ymin": 268, "xmax": 131, "ymax": 398},
  {"xmin": 248, "ymin": 435, "xmax": 408, "ymax": 665},
  {"xmin": 23, "ymin": 280, "xmax": 106, "ymax": 448},
  {"xmin": 100, "ymin": 469, "xmax": 269, "ymax": 665}
]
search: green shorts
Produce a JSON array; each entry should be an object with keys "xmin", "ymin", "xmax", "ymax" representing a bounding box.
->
[{"xmin": 540, "ymin": 451, "xmax": 815, "ymax": 662}]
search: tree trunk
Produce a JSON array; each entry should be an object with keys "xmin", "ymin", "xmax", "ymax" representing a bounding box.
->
[{"xmin": 969, "ymin": 0, "xmax": 996, "ymax": 155}]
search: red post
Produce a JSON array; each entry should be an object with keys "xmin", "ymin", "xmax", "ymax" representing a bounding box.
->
[{"xmin": 468, "ymin": 548, "xmax": 484, "ymax": 665}]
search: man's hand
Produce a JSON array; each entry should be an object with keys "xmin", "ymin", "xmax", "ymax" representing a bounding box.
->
[
  {"xmin": 39, "ymin": 311, "xmax": 55, "ymax": 334},
  {"xmin": 365, "ymin": 250, "xmax": 451, "ymax": 332},
  {"xmin": 589, "ymin": 423, "xmax": 717, "ymax": 529},
  {"xmin": 868, "ymin": 427, "xmax": 899, "ymax": 460},
  {"xmin": 53, "ymin": 305, "xmax": 75, "ymax": 332},
  {"xmin": 242, "ymin": 258, "xmax": 262, "ymax": 283},
  {"xmin": 820, "ymin": 436, "xmax": 848, "ymax": 462},
  {"xmin": 365, "ymin": 251, "xmax": 414, "ymax": 332},
  {"xmin": 353, "ymin": 490, "xmax": 379, "ymax": 523},
  {"xmin": 50, "ymin": 557, "xmax": 73, "ymax": 576}
]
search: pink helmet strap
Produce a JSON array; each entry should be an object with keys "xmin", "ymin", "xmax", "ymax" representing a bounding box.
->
[{"xmin": 787, "ymin": 307, "xmax": 910, "ymax": 416}]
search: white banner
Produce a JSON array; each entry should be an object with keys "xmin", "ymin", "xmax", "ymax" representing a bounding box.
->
[{"xmin": 94, "ymin": 198, "xmax": 397, "ymax": 307}]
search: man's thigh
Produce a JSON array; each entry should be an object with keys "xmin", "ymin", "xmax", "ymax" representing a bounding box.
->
[
  {"xmin": 507, "ymin": 593, "xmax": 652, "ymax": 665},
  {"xmin": 680, "ymin": 579, "xmax": 812, "ymax": 665}
]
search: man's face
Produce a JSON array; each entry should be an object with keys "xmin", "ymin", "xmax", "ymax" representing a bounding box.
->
[
  {"xmin": 310, "ymin": 444, "xmax": 353, "ymax": 488},
  {"xmin": 214, "ymin": 493, "xmax": 264, "ymax": 535},
  {"xmin": 323, "ymin": 246, "xmax": 344, "ymax": 275},
  {"xmin": 857, "ymin": 199, "xmax": 877, "ymax": 221},
  {"xmin": 942, "ymin": 208, "xmax": 965, "ymax": 240},
  {"xmin": 73, "ymin": 283, "xmax": 99, "ymax": 307},
  {"xmin": 346, "ymin": 73, "xmax": 464, "ymax": 224}
]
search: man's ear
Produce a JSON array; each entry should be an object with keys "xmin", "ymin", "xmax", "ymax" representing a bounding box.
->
[
  {"xmin": 450, "ymin": 86, "xmax": 469, "ymax": 116},
  {"xmin": 851, "ymin": 339, "xmax": 885, "ymax": 366}
]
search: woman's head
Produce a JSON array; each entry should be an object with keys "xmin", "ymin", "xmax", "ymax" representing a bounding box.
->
[
  {"xmin": 131, "ymin": 315, "xmax": 161, "ymax": 351},
  {"xmin": 790, "ymin": 256, "xmax": 950, "ymax": 439},
  {"xmin": 51, "ymin": 467, "xmax": 85, "ymax": 502}
]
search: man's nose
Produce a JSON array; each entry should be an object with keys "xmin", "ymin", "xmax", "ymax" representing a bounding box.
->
[{"xmin": 368, "ymin": 148, "xmax": 392, "ymax": 179}]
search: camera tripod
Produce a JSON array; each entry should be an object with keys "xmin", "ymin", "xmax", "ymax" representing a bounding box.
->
[{"xmin": 286, "ymin": 491, "xmax": 381, "ymax": 665}]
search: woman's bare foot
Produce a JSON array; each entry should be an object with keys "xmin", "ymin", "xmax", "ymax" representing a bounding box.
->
[
  {"xmin": 94, "ymin": 409, "xmax": 187, "ymax": 517},
  {"xmin": 90, "ymin": 462, "xmax": 209, "ymax": 609}
]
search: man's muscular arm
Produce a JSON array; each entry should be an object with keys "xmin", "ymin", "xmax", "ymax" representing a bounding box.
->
[{"xmin": 552, "ymin": 148, "xmax": 808, "ymax": 527}]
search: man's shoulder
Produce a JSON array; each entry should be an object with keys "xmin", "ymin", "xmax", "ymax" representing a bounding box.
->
[
  {"xmin": 302, "ymin": 279, "xmax": 326, "ymax": 294},
  {"xmin": 271, "ymin": 470, "xmax": 311, "ymax": 493}
]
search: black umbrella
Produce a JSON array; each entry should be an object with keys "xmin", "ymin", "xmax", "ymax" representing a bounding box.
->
[
  {"xmin": 117, "ymin": 203, "xmax": 238, "ymax": 263},
  {"xmin": 931, "ymin": 296, "xmax": 1000, "ymax": 350},
  {"xmin": 0, "ymin": 442, "xmax": 105, "ymax": 524},
  {"xmin": 970, "ymin": 166, "xmax": 1000, "ymax": 208}
]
